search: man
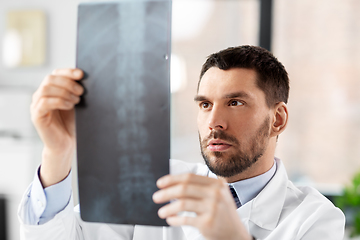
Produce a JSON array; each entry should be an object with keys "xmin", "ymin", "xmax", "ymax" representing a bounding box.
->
[{"xmin": 18, "ymin": 46, "xmax": 345, "ymax": 239}]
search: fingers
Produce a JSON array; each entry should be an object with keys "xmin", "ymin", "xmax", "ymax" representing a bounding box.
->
[
  {"xmin": 52, "ymin": 68, "xmax": 83, "ymax": 80},
  {"xmin": 41, "ymin": 74, "xmax": 83, "ymax": 96},
  {"xmin": 153, "ymin": 175, "xmax": 249, "ymax": 239},
  {"xmin": 157, "ymin": 173, "xmax": 221, "ymax": 188},
  {"xmin": 158, "ymin": 199, "xmax": 217, "ymax": 230},
  {"xmin": 31, "ymin": 68, "xmax": 84, "ymax": 119},
  {"xmin": 154, "ymin": 174, "xmax": 224, "ymax": 204},
  {"xmin": 153, "ymin": 183, "xmax": 212, "ymax": 204},
  {"xmin": 158, "ymin": 199, "xmax": 205, "ymax": 219},
  {"xmin": 165, "ymin": 215, "xmax": 198, "ymax": 227},
  {"xmin": 154, "ymin": 174, "xmax": 226, "ymax": 204},
  {"xmin": 37, "ymin": 85, "xmax": 80, "ymax": 103},
  {"xmin": 153, "ymin": 173, "xmax": 233, "ymax": 230},
  {"xmin": 35, "ymin": 97, "xmax": 75, "ymax": 117},
  {"xmin": 158, "ymin": 199, "xmax": 206, "ymax": 229}
]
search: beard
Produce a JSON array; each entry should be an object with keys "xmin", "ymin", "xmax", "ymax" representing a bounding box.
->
[{"xmin": 200, "ymin": 117, "xmax": 270, "ymax": 178}]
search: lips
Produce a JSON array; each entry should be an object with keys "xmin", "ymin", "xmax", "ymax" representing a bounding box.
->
[{"xmin": 207, "ymin": 139, "xmax": 232, "ymax": 152}]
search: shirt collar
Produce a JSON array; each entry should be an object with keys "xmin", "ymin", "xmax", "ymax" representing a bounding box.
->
[{"xmin": 208, "ymin": 159, "xmax": 277, "ymax": 206}]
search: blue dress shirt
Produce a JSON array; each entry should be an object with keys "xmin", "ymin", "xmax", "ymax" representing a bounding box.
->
[
  {"xmin": 26, "ymin": 167, "xmax": 72, "ymax": 225},
  {"xmin": 209, "ymin": 160, "xmax": 277, "ymax": 207}
]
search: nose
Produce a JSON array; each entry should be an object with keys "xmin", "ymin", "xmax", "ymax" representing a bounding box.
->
[{"xmin": 208, "ymin": 106, "xmax": 228, "ymax": 130}]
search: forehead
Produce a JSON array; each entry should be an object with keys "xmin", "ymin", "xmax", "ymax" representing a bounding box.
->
[{"xmin": 198, "ymin": 67, "xmax": 264, "ymax": 100}]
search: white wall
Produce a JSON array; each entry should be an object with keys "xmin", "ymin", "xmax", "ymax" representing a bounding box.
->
[{"xmin": 0, "ymin": 1, "xmax": 88, "ymax": 239}]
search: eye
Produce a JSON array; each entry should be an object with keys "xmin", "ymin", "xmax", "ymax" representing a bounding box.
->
[
  {"xmin": 200, "ymin": 102, "xmax": 212, "ymax": 109},
  {"xmin": 229, "ymin": 100, "xmax": 244, "ymax": 106}
]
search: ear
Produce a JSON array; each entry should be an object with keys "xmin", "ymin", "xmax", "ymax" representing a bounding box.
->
[{"xmin": 270, "ymin": 102, "xmax": 288, "ymax": 138}]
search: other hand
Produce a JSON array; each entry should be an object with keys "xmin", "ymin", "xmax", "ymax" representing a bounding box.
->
[{"xmin": 152, "ymin": 173, "xmax": 252, "ymax": 240}]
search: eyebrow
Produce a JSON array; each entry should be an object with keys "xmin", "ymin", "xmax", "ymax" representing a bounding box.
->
[
  {"xmin": 194, "ymin": 91, "xmax": 251, "ymax": 102},
  {"xmin": 194, "ymin": 95, "xmax": 207, "ymax": 102},
  {"xmin": 224, "ymin": 91, "xmax": 251, "ymax": 99}
]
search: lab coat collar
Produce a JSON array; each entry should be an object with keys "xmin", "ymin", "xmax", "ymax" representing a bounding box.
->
[
  {"xmin": 239, "ymin": 158, "xmax": 287, "ymax": 231},
  {"xmin": 229, "ymin": 160, "xmax": 276, "ymax": 206}
]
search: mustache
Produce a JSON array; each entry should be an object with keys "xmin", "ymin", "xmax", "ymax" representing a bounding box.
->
[{"xmin": 201, "ymin": 130, "xmax": 239, "ymax": 146}]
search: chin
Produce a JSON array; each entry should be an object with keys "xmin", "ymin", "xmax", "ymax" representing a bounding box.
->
[{"xmin": 201, "ymin": 149, "xmax": 260, "ymax": 178}]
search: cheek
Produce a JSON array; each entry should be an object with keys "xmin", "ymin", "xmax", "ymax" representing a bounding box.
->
[
  {"xmin": 229, "ymin": 115, "xmax": 248, "ymax": 129},
  {"xmin": 232, "ymin": 114, "xmax": 270, "ymax": 141},
  {"xmin": 197, "ymin": 113, "xmax": 208, "ymax": 136},
  {"xmin": 230, "ymin": 117, "xmax": 256, "ymax": 139}
]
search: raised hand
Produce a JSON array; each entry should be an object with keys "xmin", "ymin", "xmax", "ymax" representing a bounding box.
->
[{"xmin": 31, "ymin": 68, "xmax": 84, "ymax": 187}]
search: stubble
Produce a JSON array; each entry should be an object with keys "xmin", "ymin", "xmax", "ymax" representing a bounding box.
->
[{"xmin": 200, "ymin": 117, "xmax": 270, "ymax": 178}]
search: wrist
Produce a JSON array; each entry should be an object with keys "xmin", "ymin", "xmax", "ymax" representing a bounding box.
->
[{"xmin": 40, "ymin": 147, "xmax": 74, "ymax": 188}]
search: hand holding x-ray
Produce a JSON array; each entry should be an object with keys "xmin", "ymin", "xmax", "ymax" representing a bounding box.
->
[{"xmin": 30, "ymin": 68, "xmax": 84, "ymax": 188}]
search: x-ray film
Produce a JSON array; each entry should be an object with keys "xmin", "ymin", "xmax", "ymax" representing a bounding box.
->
[{"xmin": 75, "ymin": 1, "xmax": 171, "ymax": 226}]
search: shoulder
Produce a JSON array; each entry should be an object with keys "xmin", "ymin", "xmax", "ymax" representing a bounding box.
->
[
  {"xmin": 285, "ymin": 181, "xmax": 340, "ymax": 213},
  {"xmin": 283, "ymin": 182, "xmax": 345, "ymax": 238},
  {"xmin": 169, "ymin": 159, "xmax": 209, "ymax": 176},
  {"xmin": 274, "ymin": 159, "xmax": 343, "ymax": 219}
]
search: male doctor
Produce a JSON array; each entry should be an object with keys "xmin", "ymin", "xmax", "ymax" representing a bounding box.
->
[{"xmin": 18, "ymin": 46, "xmax": 345, "ymax": 239}]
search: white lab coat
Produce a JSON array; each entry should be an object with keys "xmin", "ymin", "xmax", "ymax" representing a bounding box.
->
[{"xmin": 18, "ymin": 158, "xmax": 345, "ymax": 240}]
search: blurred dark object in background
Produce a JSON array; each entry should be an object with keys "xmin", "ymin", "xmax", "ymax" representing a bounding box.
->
[
  {"xmin": 259, "ymin": 0, "xmax": 272, "ymax": 51},
  {"xmin": 0, "ymin": 196, "xmax": 7, "ymax": 240}
]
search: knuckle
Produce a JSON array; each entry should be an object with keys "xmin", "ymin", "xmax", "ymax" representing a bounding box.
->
[
  {"xmin": 40, "ymin": 97, "xmax": 52, "ymax": 109},
  {"xmin": 209, "ymin": 186, "xmax": 218, "ymax": 196},
  {"xmin": 216, "ymin": 179, "xmax": 224, "ymax": 187},
  {"xmin": 210, "ymin": 187, "xmax": 221, "ymax": 202},
  {"xmin": 35, "ymin": 98, "xmax": 47, "ymax": 111},
  {"xmin": 178, "ymin": 199, "xmax": 186, "ymax": 209},
  {"xmin": 41, "ymin": 84, "xmax": 50, "ymax": 93},
  {"xmin": 214, "ymin": 187, "xmax": 221, "ymax": 196},
  {"xmin": 55, "ymin": 98, "xmax": 64, "ymax": 106},
  {"xmin": 68, "ymin": 81, "xmax": 77, "ymax": 91},
  {"xmin": 179, "ymin": 184, "xmax": 188, "ymax": 195},
  {"xmin": 61, "ymin": 88, "xmax": 70, "ymax": 98},
  {"xmin": 31, "ymin": 91, "xmax": 38, "ymax": 102},
  {"xmin": 209, "ymin": 200, "xmax": 217, "ymax": 214},
  {"xmin": 183, "ymin": 173, "xmax": 193, "ymax": 183},
  {"xmin": 181, "ymin": 216, "xmax": 190, "ymax": 225},
  {"xmin": 202, "ymin": 216, "xmax": 214, "ymax": 230},
  {"xmin": 52, "ymin": 68, "xmax": 60, "ymax": 74},
  {"xmin": 43, "ymin": 74, "xmax": 54, "ymax": 85},
  {"xmin": 37, "ymin": 97, "xmax": 45, "ymax": 106}
]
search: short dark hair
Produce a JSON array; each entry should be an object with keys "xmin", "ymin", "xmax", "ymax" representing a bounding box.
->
[{"xmin": 199, "ymin": 45, "xmax": 289, "ymax": 107}]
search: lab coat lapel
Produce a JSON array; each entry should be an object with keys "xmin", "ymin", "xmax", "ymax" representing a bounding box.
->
[{"xmin": 247, "ymin": 159, "xmax": 288, "ymax": 233}]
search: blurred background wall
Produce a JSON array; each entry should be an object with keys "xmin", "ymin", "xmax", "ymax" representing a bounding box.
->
[{"xmin": 0, "ymin": 0, "xmax": 360, "ymax": 239}]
